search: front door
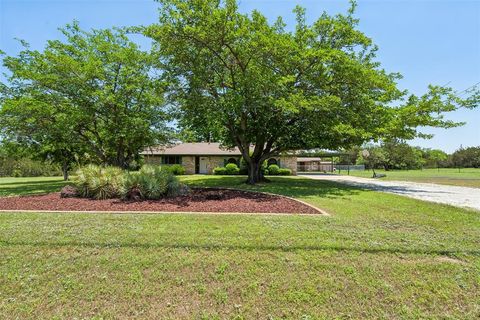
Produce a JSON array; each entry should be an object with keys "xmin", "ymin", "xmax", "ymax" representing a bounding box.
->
[{"xmin": 199, "ymin": 157, "xmax": 208, "ymax": 174}]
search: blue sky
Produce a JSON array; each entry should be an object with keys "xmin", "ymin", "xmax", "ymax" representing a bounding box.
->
[{"xmin": 1, "ymin": 0, "xmax": 479, "ymax": 153}]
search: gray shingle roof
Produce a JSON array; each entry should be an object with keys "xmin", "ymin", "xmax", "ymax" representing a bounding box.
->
[
  {"xmin": 141, "ymin": 142, "xmax": 242, "ymax": 156},
  {"xmin": 297, "ymin": 157, "xmax": 323, "ymax": 162}
]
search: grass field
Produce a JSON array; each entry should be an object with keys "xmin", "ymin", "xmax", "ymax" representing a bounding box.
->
[
  {"xmin": 340, "ymin": 167, "xmax": 480, "ymax": 188},
  {"xmin": 0, "ymin": 176, "xmax": 68, "ymax": 197},
  {"xmin": 0, "ymin": 176, "xmax": 479, "ymax": 319}
]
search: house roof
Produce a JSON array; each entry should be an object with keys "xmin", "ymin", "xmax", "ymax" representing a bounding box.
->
[
  {"xmin": 141, "ymin": 142, "xmax": 242, "ymax": 156},
  {"xmin": 297, "ymin": 157, "xmax": 323, "ymax": 162}
]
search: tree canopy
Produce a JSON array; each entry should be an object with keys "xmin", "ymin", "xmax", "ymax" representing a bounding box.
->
[
  {"xmin": 0, "ymin": 23, "xmax": 170, "ymax": 178},
  {"xmin": 1, "ymin": 1, "xmax": 478, "ymax": 183},
  {"xmin": 145, "ymin": 0, "xmax": 479, "ymax": 183}
]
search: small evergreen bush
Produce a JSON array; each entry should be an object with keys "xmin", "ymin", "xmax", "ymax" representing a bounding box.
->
[
  {"xmin": 213, "ymin": 167, "xmax": 227, "ymax": 175},
  {"xmin": 166, "ymin": 164, "xmax": 186, "ymax": 175},
  {"xmin": 278, "ymin": 168, "xmax": 292, "ymax": 176},
  {"xmin": 267, "ymin": 164, "xmax": 280, "ymax": 175},
  {"xmin": 225, "ymin": 163, "xmax": 240, "ymax": 175}
]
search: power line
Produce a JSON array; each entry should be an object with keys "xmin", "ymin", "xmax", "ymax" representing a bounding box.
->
[{"xmin": 456, "ymin": 81, "xmax": 480, "ymax": 96}]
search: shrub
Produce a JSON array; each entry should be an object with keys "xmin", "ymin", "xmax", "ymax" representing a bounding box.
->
[
  {"xmin": 0, "ymin": 157, "xmax": 62, "ymax": 177},
  {"xmin": 267, "ymin": 164, "xmax": 280, "ymax": 175},
  {"xmin": 74, "ymin": 164, "xmax": 102, "ymax": 198},
  {"xmin": 225, "ymin": 163, "xmax": 240, "ymax": 175},
  {"xmin": 278, "ymin": 168, "xmax": 292, "ymax": 176},
  {"xmin": 139, "ymin": 165, "xmax": 169, "ymax": 199},
  {"xmin": 213, "ymin": 167, "xmax": 227, "ymax": 175},
  {"xmin": 73, "ymin": 164, "xmax": 188, "ymax": 200},
  {"xmin": 123, "ymin": 165, "xmax": 187, "ymax": 200},
  {"xmin": 166, "ymin": 164, "xmax": 186, "ymax": 175},
  {"xmin": 73, "ymin": 165, "xmax": 124, "ymax": 200}
]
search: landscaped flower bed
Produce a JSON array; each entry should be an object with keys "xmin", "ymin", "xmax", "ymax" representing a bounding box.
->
[{"xmin": 0, "ymin": 188, "xmax": 320, "ymax": 214}]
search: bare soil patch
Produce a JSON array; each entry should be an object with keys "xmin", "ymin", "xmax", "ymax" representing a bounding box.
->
[{"xmin": 0, "ymin": 188, "xmax": 320, "ymax": 214}]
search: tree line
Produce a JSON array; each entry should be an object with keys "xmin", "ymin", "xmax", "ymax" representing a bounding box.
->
[
  {"xmin": 1, "ymin": 0, "xmax": 479, "ymax": 183},
  {"xmin": 328, "ymin": 142, "xmax": 480, "ymax": 170}
]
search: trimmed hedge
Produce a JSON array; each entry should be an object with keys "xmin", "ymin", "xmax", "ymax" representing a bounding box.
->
[
  {"xmin": 225, "ymin": 163, "xmax": 240, "ymax": 175},
  {"xmin": 267, "ymin": 164, "xmax": 280, "ymax": 175},
  {"xmin": 267, "ymin": 164, "xmax": 291, "ymax": 176},
  {"xmin": 213, "ymin": 167, "xmax": 227, "ymax": 175},
  {"xmin": 216, "ymin": 161, "xmax": 291, "ymax": 176},
  {"xmin": 278, "ymin": 168, "xmax": 292, "ymax": 176},
  {"xmin": 165, "ymin": 164, "xmax": 186, "ymax": 175},
  {"xmin": 214, "ymin": 163, "xmax": 240, "ymax": 175}
]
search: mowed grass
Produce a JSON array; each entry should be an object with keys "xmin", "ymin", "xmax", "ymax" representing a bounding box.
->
[
  {"xmin": 0, "ymin": 175, "xmax": 479, "ymax": 319},
  {"xmin": 341, "ymin": 167, "xmax": 480, "ymax": 188},
  {"xmin": 0, "ymin": 176, "xmax": 68, "ymax": 197}
]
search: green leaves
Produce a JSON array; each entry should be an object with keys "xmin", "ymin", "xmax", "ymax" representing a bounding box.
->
[
  {"xmin": 1, "ymin": 23, "xmax": 170, "ymax": 169},
  {"xmin": 145, "ymin": 0, "xmax": 479, "ymax": 183}
]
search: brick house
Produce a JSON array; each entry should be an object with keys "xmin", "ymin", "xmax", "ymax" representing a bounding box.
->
[
  {"xmin": 297, "ymin": 157, "xmax": 334, "ymax": 172},
  {"xmin": 141, "ymin": 142, "xmax": 297, "ymax": 175}
]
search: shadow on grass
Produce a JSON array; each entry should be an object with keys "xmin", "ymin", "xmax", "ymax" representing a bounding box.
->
[
  {"xmin": 0, "ymin": 180, "xmax": 67, "ymax": 197},
  {"xmin": 2, "ymin": 239, "xmax": 478, "ymax": 257},
  {"xmin": 184, "ymin": 176, "xmax": 362, "ymax": 200}
]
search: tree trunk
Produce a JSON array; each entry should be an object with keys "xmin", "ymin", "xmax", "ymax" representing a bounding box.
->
[
  {"xmin": 247, "ymin": 161, "xmax": 260, "ymax": 184},
  {"xmin": 246, "ymin": 159, "xmax": 268, "ymax": 184},
  {"xmin": 62, "ymin": 162, "xmax": 69, "ymax": 181}
]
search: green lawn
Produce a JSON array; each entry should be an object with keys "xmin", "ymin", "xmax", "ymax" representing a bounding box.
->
[
  {"xmin": 339, "ymin": 167, "xmax": 480, "ymax": 188},
  {"xmin": 0, "ymin": 176, "xmax": 68, "ymax": 197},
  {"xmin": 0, "ymin": 176, "xmax": 479, "ymax": 319}
]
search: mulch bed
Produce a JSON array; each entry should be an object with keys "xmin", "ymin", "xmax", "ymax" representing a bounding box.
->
[{"xmin": 0, "ymin": 188, "xmax": 319, "ymax": 214}]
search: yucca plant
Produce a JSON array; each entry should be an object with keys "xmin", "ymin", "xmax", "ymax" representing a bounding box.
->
[
  {"xmin": 74, "ymin": 164, "xmax": 187, "ymax": 201},
  {"xmin": 91, "ymin": 166, "xmax": 124, "ymax": 200},
  {"xmin": 73, "ymin": 165, "xmax": 125, "ymax": 200},
  {"xmin": 141, "ymin": 165, "xmax": 170, "ymax": 199},
  {"xmin": 73, "ymin": 164, "xmax": 102, "ymax": 198},
  {"xmin": 122, "ymin": 165, "xmax": 183, "ymax": 200}
]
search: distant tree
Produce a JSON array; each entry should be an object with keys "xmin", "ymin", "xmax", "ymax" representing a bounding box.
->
[
  {"xmin": 450, "ymin": 146, "xmax": 480, "ymax": 168},
  {"xmin": 356, "ymin": 145, "xmax": 386, "ymax": 175},
  {"xmin": 145, "ymin": 0, "xmax": 479, "ymax": 184},
  {"xmin": 423, "ymin": 149, "xmax": 448, "ymax": 169},
  {"xmin": 381, "ymin": 140, "xmax": 424, "ymax": 170},
  {"xmin": 338, "ymin": 147, "xmax": 361, "ymax": 165},
  {"xmin": 0, "ymin": 23, "xmax": 170, "ymax": 177}
]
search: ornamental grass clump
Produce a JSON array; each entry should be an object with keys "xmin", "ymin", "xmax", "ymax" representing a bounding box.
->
[
  {"xmin": 122, "ymin": 165, "xmax": 187, "ymax": 200},
  {"xmin": 73, "ymin": 164, "xmax": 188, "ymax": 201},
  {"xmin": 73, "ymin": 165, "xmax": 124, "ymax": 200}
]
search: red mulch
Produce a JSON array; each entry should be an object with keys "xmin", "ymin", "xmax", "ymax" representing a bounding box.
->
[{"xmin": 0, "ymin": 188, "xmax": 319, "ymax": 214}]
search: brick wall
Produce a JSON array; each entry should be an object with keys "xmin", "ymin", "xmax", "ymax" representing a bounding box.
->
[
  {"xmin": 279, "ymin": 156, "xmax": 297, "ymax": 175},
  {"xmin": 143, "ymin": 155, "xmax": 162, "ymax": 165},
  {"xmin": 182, "ymin": 156, "xmax": 195, "ymax": 174},
  {"xmin": 143, "ymin": 155, "xmax": 300, "ymax": 175}
]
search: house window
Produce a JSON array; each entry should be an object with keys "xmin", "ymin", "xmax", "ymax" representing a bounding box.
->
[
  {"xmin": 163, "ymin": 155, "xmax": 181, "ymax": 165},
  {"xmin": 226, "ymin": 158, "xmax": 238, "ymax": 165},
  {"xmin": 267, "ymin": 158, "xmax": 278, "ymax": 166}
]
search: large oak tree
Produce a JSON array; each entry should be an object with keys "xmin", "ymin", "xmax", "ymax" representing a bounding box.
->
[
  {"xmin": 145, "ymin": 0, "xmax": 478, "ymax": 184},
  {"xmin": 0, "ymin": 23, "xmax": 170, "ymax": 178}
]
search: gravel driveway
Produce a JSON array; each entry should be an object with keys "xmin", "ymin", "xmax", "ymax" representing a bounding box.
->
[{"xmin": 300, "ymin": 174, "xmax": 480, "ymax": 211}]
